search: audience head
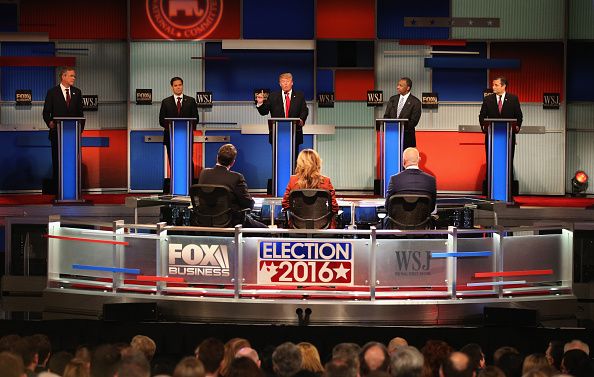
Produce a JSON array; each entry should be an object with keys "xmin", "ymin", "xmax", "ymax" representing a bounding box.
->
[
  {"xmin": 493, "ymin": 346, "xmax": 519, "ymax": 365},
  {"xmin": 561, "ymin": 349, "xmax": 591, "ymax": 377},
  {"xmin": 63, "ymin": 357, "xmax": 90, "ymax": 377},
  {"xmin": 227, "ymin": 357, "xmax": 263, "ymax": 377},
  {"xmin": 258, "ymin": 344, "xmax": 276, "ymax": 377},
  {"xmin": 495, "ymin": 351, "xmax": 523, "ymax": 377},
  {"xmin": 439, "ymin": 352, "xmax": 473, "ymax": 377},
  {"xmin": 235, "ymin": 347, "xmax": 260, "ymax": 367},
  {"xmin": 272, "ymin": 342, "xmax": 302, "ymax": 377},
  {"xmin": 174, "ymin": 356, "xmax": 205, "ymax": 377},
  {"xmin": 75, "ymin": 345, "xmax": 92, "ymax": 364},
  {"xmin": 196, "ymin": 337, "xmax": 225, "ymax": 375},
  {"xmin": 130, "ymin": 335, "xmax": 156, "ymax": 362},
  {"xmin": 296, "ymin": 342, "xmax": 323, "ymax": 374},
  {"xmin": 48, "ymin": 351, "xmax": 74, "ymax": 376},
  {"xmin": 460, "ymin": 343, "xmax": 485, "ymax": 372},
  {"xmin": 389, "ymin": 345, "xmax": 424, "ymax": 377},
  {"xmin": 544, "ymin": 341, "xmax": 563, "ymax": 371},
  {"xmin": 220, "ymin": 338, "xmax": 251, "ymax": 377},
  {"xmin": 295, "ymin": 149, "xmax": 323, "ymax": 189},
  {"xmin": 477, "ymin": 366, "xmax": 504, "ymax": 377},
  {"xmin": 388, "ymin": 337, "xmax": 408, "ymax": 356},
  {"xmin": 217, "ymin": 144, "xmax": 238, "ymax": 168},
  {"xmin": 421, "ymin": 340, "xmax": 453, "ymax": 377},
  {"xmin": 0, "ymin": 334, "xmax": 21, "ymax": 353},
  {"xmin": 332, "ymin": 343, "xmax": 361, "ymax": 374},
  {"xmin": 563, "ymin": 339, "xmax": 589, "ymax": 355},
  {"xmin": 0, "ymin": 351, "xmax": 25, "ymax": 377},
  {"xmin": 521, "ymin": 366, "xmax": 557, "ymax": 377},
  {"xmin": 324, "ymin": 358, "xmax": 358, "ymax": 377},
  {"xmin": 522, "ymin": 353, "xmax": 549, "ymax": 375},
  {"xmin": 31, "ymin": 334, "xmax": 52, "ymax": 367},
  {"xmin": 402, "ymin": 148, "xmax": 420, "ymax": 169},
  {"xmin": 360, "ymin": 342, "xmax": 390, "ymax": 376},
  {"xmin": 12, "ymin": 336, "xmax": 37, "ymax": 372},
  {"xmin": 90, "ymin": 344, "xmax": 121, "ymax": 377}
]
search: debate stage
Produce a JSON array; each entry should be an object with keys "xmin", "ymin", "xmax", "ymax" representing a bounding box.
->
[{"xmin": 1, "ymin": 191, "xmax": 593, "ymax": 328}]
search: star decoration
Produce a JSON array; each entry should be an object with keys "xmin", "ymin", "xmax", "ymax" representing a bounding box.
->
[
  {"xmin": 468, "ymin": 19, "xmax": 474, "ymax": 26},
  {"xmin": 333, "ymin": 264, "xmax": 350, "ymax": 280}
]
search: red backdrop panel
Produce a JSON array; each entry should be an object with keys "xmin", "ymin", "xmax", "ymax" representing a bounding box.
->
[
  {"xmin": 20, "ymin": 0, "xmax": 126, "ymax": 39},
  {"xmin": 334, "ymin": 70, "xmax": 375, "ymax": 101},
  {"xmin": 490, "ymin": 42, "xmax": 564, "ymax": 103},
  {"xmin": 81, "ymin": 130, "xmax": 127, "ymax": 189},
  {"xmin": 416, "ymin": 131, "xmax": 486, "ymax": 192},
  {"xmin": 316, "ymin": 0, "xmax": 375, "ymax": 39},
  {"xmin": 130, "ymin": 0, "xmax": 240, "ymax": 40}
]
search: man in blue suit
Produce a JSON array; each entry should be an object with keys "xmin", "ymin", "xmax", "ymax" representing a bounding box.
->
[{"xmin": 385, "ymin": 147, "xmax": 437, "ymax": 212}]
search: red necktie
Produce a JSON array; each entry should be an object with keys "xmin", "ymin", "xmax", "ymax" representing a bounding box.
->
[
  {"xmin": 65, "ymin": 88, "xmax": 71, "ymax": 107},
  {"xmin": 497, "ymin": 95, "xmax": 503, "ymax": 113},
  {"xmin": 284, "ymin": 92, "xmax": 291, "ymax": 117},
  {"xmin": 176, "ymin": 97, "xmax": 182, "ymax": 115}
]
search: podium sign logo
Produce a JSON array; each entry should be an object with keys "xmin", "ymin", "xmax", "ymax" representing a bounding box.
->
[
  {"xmin": 168, "ymin": 242, "xmax": 230, "ymax": 277},
  {"xmin": 393, "ymin": 250, "xmax": 432, "ymax": 276},
  {"xmin": 422, "ymin": 92, "xmax": 438, "ymax": 109},
  {"xmin": 146, "ymin": 0, "xmax": 223, "ymax": 40},
  {"xmin": 483, "ymin": 88, "xmax": 493, "ymax": 98},
  {"xmin": 367, "ymin": 90, "xmax": 383, "ymax": 107},
  {"xmin": 82, "ymin": 95, "xmax": 98, "ymax": 111},
  {"xmin": 253, "ymin": 88, "xmax": 270, "ymax": 104},
  {"xmin": 317, "ymin": 92, "xmax": 334, "ymax": 108},
  {"xmin": 543, "ymin": 93, "xmax": 560, "ymax": 109},
  {"xmin": 257, "ymin": 240, "xmax": 354, "ymax": 286},
  {"xmin": 136, "ymin": 89, "xmax": 153, "ymax": 105},
  {"xmin": 15, "ymin": 90, "xmax": 32, "ymax": 106},
  {"xmin": 196, "ymin": 91, "xmax": 213, "ymax": 108}
]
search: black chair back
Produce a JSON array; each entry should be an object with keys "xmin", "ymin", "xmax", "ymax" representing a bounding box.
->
[
  {"xmin": 287, "ymin": 189, "xmax": 334, "ymax": 229},
  {"xmin": 386, "ymin": 194, "xmax": 433, "ymax": 230},
  {"xmin": 190, "ymin": 184, "xmax": 235, "ymax": 227}
]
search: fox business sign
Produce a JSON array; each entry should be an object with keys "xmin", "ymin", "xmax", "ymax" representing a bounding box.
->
[{"xmin": 168, "ymin": 242, "xmax": 230, "ymax": 278}]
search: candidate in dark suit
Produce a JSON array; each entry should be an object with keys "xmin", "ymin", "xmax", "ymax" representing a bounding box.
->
[
  {"xmin": 198, "ymin": 144, "xmax": 266, "ymax": 228},
  {"xmin": 159, "ymin": 76, "xmax": 199, "ymax": 167},
  {"xmin": 256, "ymin": 72, "xmax": 309, "ymax": 149},
  {"xmin": 385, "ymin": 147, "xmax": 436, "ymax": 212},
  {"xmin": 42, "ymin": 67, "xmax": 84, "ymax": 194},
  {"xmin": 383, "ymin": 77, "xmax": 422, "ymax": 149}
]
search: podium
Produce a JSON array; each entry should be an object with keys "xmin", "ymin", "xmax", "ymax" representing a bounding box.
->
[
  {"xmin": 484, "ymin": 118, "xmax": 516, "ymax": 202},
  {"xmin": 268, "ymin": 118, "xmax": 301, "ymax": 197},
  {"xmin": 54, "ymin": 117, "xmax": 85, "ymax": 203},
  {"xmin": 166, "ymin": 118, "xmax": 196, "ymax": 196},
  {"xmin": 375, "ymin": 119, "xmax": 408, "ymax": 196}
]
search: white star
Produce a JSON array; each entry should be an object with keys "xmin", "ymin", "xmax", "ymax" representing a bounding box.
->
[
  {"xmin": 487, "ymin": 20, "xmax": 493, "ymax": 26},
  {"xmin": 468, "ymin": 19, "xmax": 474, "ymax": 26},
  {"xmin": 333, "ymin": 263, "xmax": 350, "ymax": 281}
]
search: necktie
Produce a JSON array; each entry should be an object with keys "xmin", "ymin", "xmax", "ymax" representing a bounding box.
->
[
  {"xmin": 284, "ymin": 92, "xmax": 291, "ymax": 117},
  {"xmin": 176, "ymin": 97, "xmax": 182, "ymax": 115},
  {"xmin": 396, "ymin": 96, "xmax": 405, "ymax": 118},
  {"xmin": 65, "ymin": 88, "xmax": 71, "ymax": 107},
  {"xmin": 497, "ymin": 95, "xmax": 503, "ymax": 113}
]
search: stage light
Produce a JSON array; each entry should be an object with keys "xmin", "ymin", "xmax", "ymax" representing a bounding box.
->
[{"xmin": 571, "ymin": 170, "xmax": 589, "ymax": 196}]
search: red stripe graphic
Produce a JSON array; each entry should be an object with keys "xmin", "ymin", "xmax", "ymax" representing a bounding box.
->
[
  {"xmin": 474, "ymin": 269, "xmax": 553, "ymax": 278},
  {"xmin": 44, "ymin": 234, "xmax": 129, "ymax": 246}
]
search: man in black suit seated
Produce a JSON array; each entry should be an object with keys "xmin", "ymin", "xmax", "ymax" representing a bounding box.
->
[
  {"xmin": 159, "ymin": 76, "xmax": 199, "ymax": 168},
  {"xmin": 383, "ymin": 77, "xmax": 422, "ymax": 149},
  {"xmin": 385, "ymin": 147, "xmax": 437, "ymax": 223},
  {"xmin": 198, "ymin": 144, "xmax": 267, "ymax": 228},
  {"xmin": 43, "ymin": 66, "xmax": 85, "ymax": 194},
  {"xmin": 255, "ymin": 72, "xmax": 309, "ymax": 157}
]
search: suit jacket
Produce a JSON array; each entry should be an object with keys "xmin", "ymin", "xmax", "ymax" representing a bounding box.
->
[
  {"xmin": 42, "ymin": 85, "xmax": 84, "ymax": 139},
  {"xmin": 159, "ymin": 94, "xmax": 199, "ymax": 144},
  {"xmin": 257, "ymin": 90, "xmax": 309, "ymax": 145},
  {"xmin": 198, "ymin": 165, "xmax": 254, "ymax": 212},
  {"xmin": 385, "ymin": 168, "xmax": 437, "ymax": 211},
  {"xmin": 282, "ymin": 174, "xmax": 339, "ymax": 228},
  {"xmin": 383, "ymin": 93, "xmax": 422, "ymax": 148},
  {"xmin": 479, "ymin": 92, "xmax": 523, "ymax": 132}
]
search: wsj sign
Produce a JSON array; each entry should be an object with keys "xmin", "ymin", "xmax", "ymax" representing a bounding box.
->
[
  {"xmin": 169, "ymin": 243, "xmax": 230, "ymax": 277},
  {"xmin": 258, "ymin": 241, "xmax": 354, "ymax": 286},
  {"xmin": 394, "ymin": 250, "xmax": 431, "ymax": 276},
  {"xmin": 82, "ymin": 95, "xmax": 98, "ymax": 111}
]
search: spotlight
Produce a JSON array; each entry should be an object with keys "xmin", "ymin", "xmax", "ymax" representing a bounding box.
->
[{"xmin": 571, "ymin": 170, "xmax": 589, "ymax": 196}]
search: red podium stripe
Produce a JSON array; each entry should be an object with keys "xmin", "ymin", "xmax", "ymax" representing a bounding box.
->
[
  {"xmin": 0, "ymin": 56, "xmax": 76, "ymax": 67},
  {"xmin": 136, "ymin": 276, "xmax": 185, "ymax": 283},
  {"xmin": 44, "ymin": 234, "xmax": 129, "ymax": 246},
  {"xmin": 474, "ymin": 269, "xmax": 553, "ymax": 278}
]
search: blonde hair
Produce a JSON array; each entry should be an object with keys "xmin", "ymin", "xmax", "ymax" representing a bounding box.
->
[
  {"xmin": 295, "ymin": 149, "xmax": 323, "ymax": 189},
  {"xmin": 279, "ymin": 72, "xmax": 293, "ymax": 81},
  {"xmin": 297, "ymin": 342, "xmax": 324, "ymax": 374},
  {"xmin": 63, "ymin": 358, "xmax": 89, "ymax": 377},
  {"xmin": 522, "ymin": 353, "xmax": 549, "ymax": 375},
  {"xmin": 220, "ymin": 338, "xmax": 251, "ymax": 377},
  {"xmin": 131, "ymin": 335, "xmax": 156, "ymax": 361}
]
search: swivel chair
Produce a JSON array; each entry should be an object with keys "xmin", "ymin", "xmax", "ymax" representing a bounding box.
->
[
  {"xmin": 286, "ymin": 189, "xmax": 335, "ymax": 229},
  {"xmin": 385, "ymin": 193, "xmax": 433, "ymax": 230}
]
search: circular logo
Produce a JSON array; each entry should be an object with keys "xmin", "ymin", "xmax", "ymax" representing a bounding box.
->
[{"xmin": 146, "ymin": 0, "xmax": 223, "ymax": 40}]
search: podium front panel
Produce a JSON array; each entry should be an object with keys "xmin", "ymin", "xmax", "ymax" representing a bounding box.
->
[
  {"xmin": 274, "ymin": 120, "xmax": 295, "ymax": 197},
  {"xmin": 170, "ymin": 120, "xmax": 193, "ymax": 196},
  {"xmin": 489, "ymin": 121, "xmax": 511, "ymax": 202},
  {"xmin": 59, "ymin": 120, "xmax": 81, "ymax": 201},
  {"xmin": 383, "ymin": 121, "xmax": 403, "ymax": 195}
]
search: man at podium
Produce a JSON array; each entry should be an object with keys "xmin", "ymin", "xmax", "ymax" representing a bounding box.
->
[
  {"xmin": 383, "ymin": 77, "xmax": 422, "ymax": 149},
  {"xmin": 43, "ymin": 67, "xmax": 84, "ymax": 194},
  {"xmin": 255, "ymin": 72, "xmax": 309, "ymax": 154}
]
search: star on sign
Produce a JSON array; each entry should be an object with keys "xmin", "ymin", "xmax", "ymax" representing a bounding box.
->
[
  {"xmin": 333, "ymin": 263, "xmax": 350, "ymax": 280},
  {"xmin": 468, "ymin": 19, "xmax": 474, "ymax": 26},
  {"xmin": 487, "ymin": 20, "xmax": 493, "ymax": 26}
]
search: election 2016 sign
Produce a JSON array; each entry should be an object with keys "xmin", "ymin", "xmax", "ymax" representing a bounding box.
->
[{"xmin": 258, "ymin": 241, "xmax": 354, "ymax": 286}]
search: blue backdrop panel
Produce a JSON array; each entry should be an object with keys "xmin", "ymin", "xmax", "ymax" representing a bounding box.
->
[
  {"xmin": 0, "ymin": 131, "xmax": 52, "ymax": 191},
  {"xmin": 205, "ymin": 42, "xmax": 314, "ymax": 101},
  {"xmin": 377, "ymin": 0, "xmax": 450, "ymax": 40},
  {"xmin": 1, "ymin": 42, "xmax": 55, "ymax": 101},
  {"xmin": 243, "ymin": 0, "xmax": 314, "ymax": 39},
  {"xmin": 203, "ymin": 130, "xmax": 313, "ymax": 191},
  {"xmin": 316, "ymin": 69, "xmax": 334, "ymax": 94},
  {"xmin": 0, "ymin": 3, "xmax": 18, "ymax": 32},
  {"xmin": 129, "ymin": 131, "xmax": 165, "ymax": 191},
  {"xmin": 567, "ymin": 42, "xmax": 594, "ymax": 101}
]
